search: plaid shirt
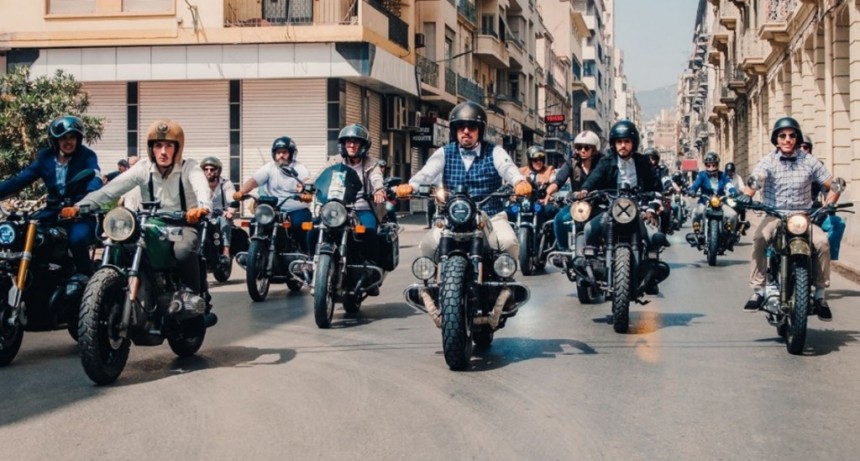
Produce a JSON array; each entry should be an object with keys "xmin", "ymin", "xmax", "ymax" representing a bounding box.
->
[{"xmin": 751, "ymin": 149, "xmax": 830, "ymax": 211}]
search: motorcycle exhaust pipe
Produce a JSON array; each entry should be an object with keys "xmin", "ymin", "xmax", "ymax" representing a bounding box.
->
[
  {"xmin": 420, "ymin": 288, "xmax": 442, "ymax": 328},
  {"xmin": 489, "ymin": 288, "xmax": 511, "ymax": 329}
]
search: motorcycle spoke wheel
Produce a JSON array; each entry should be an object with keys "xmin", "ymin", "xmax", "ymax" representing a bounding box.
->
[{"xmin": 79, "ymin": 269, "xmax": 131, "ymax": 385}]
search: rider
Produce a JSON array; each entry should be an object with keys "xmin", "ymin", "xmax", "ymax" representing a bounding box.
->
[
  {"xmin": 378, "ymin": 159, "xmax": 399, "ymax": 223},
  {"xmin": 200, "ymin": 156, "xmax": 237, "ymax": 258},
  {"xmin": 544, "ymin": 130, "xmax": 602, "ymax": 259},
  {"xmin": 233, "ymin": 136, "xmax": 312, "ymax": 251},
  {"xmin": 645, "ymin": 147, "xmax": 677, "ymax": 234},
  {"xmin": 735, "ymin": 116, "xmax": 840, "ymax": 320},
  {"xmin": 395, "ymin": 101, "xmax": 532, "ymax": 259},
  {"xmin": 0, "ymin": 115, "xmax": 103, "ymax": 276},
  {"xmin": 724, "ymin": 161, "xmax": 750, "ymax": 235},
  {"xmin": 510, "ymin": 144, "xmax": 558, "ymax": 222},
  {"xmin": 573, "ymin": 120, "xmax": 668, "ymax": 293},
  {"xmin": 63, "ymin": 120, "xmax": 212, "ymax": 297},
  {"xmin": 686, "ymin": 152, "xmax": 739, "ymax": 245},
  {"xmin": 800, "ymin": 135, "xmax": 846, "ymax": 262}
]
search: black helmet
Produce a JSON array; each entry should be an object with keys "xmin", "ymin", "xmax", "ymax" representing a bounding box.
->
[
  {"xmin": 338, "ymin": 124, "xmax": 371, "ymax": 158},
  {"xmin": 271, "ymin": 136, "xmax": 298, "ymax": 160},
  {"xmin": 672, "ymin": 172, "xmax": 683, "ymax": 184},
  {"xmin": 724, "ymin": 162, "xmax": 736, "ymax": 174},
  {"xmin": 704, "ymin": 152, "xmax": 720, "ymax": 165},
  {"xmin": 449, "ymin": 101, "xmax": 487, "ymax": 144},
  {"xmin": 644, "ymin": 147, "xmax": 660, "ymax": 162},
  {"xmin": 200, "ymin": 156, "xmax": 223, "ymax": 174},
  {"xmin": 48, "ymin": 115, "xmax": 85, "ymax": 153},
  {"xmin": 770, "ymin": 116, "xmax": 803, "ymax": 146},
  {"xmin": 800, "ymin": 134, "xmax": 813, "ymax": 152},
  {"xmin": 527, "ymin": 145, "xmax": 546, "ymax": 161},
  {"xmin": 608, "ymin": 120, "xmax": 640, "ymax": 154}
]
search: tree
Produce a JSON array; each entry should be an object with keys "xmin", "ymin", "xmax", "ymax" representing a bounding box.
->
[{"xmin": 0, "ymin": 66, "xmax": 104, "ymax": 198}]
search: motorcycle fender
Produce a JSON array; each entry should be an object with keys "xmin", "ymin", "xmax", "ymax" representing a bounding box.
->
[
  {"xmin": 317, "ymin": 242, "xmax": 336, "ymax": 256},
  {"xmin": 788, "ymin": 239, "xmax": 811, "ymax": 256}
]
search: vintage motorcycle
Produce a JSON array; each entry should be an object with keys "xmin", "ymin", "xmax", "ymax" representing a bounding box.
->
[
  {"xmin": 746, "ymin": 177, "xmax": 852, "ymax": 354},
  {"xmin": 547, "ymin": 197, "xmax": 605, "ymax": 305},
  {"xmin": 199, "ymin": 207, "xmax": 249, "ymax": 282},
  {"xmin": 506, "ymin": 182, "xmax": 557, "ymax": 275},
  {"xmin": 291, "ymin": 163, "xmax": 401, "ymax": 329},
  {"xmin": 78, "ymin": 202, "xmax": 217, "ymax": 385},
  {"xmin": 0, "ymin": 170, "xmax": 96, "ymax": 366},
  {"xmin": 685, "ymin": 192, "xmax": 739, "ymax": 266},
  {"xmin": 404, "ymin": 184, "xmax": 530, "ymax": 370},
  {"xmin": 671, "ymin": 190, "xmax": 690, "ymax": 231},
  {"xmin": 569, "ymin": 186, "xmax": 670, "ymax": 333}
]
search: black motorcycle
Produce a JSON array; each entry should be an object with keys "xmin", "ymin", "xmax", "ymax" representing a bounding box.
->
[
  {"xmin": 0, "ymin": 170, "xmax": 97, "ymax": 366},
  {"xmin": 506, "ymin": 182, "xmax": 557, "ymax": 275},
  {"xmin": 292, "ymin": 164, "xmax": 401, "ymax": 328},
  {"xmin": 404, "ymin": 184, "xmax": 530, "ymax": 370},
  {"xmin": 571, "ymin": 186, "xmax": 670, "ymax": 333},
  {"xmin": 685, "ymin": 193, "xmax": 739, "ymax": 266},
  {"xmin": 547, "ymin": 197, "xmax": 605, "ymax": 304},
  {"xmin": 199, "ymin": 208, "xmax": 249, "ymax": 283}
]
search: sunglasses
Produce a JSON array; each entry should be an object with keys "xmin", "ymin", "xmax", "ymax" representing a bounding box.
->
[
  {"xmin": 705, "ymin": 162, "xmax": 718, "ymax": 167},
  {"xmin": 203, "ymin": 167, "xmax": 218, "ymax": 171},
  {"xmin": 458, "ymin": 123, "xmax": 480, "ymax": 131},
  {"xmin": 800, "ymin": 144, "xmax": 811, "ymax": 150},
  {"xmin": 574, "ymin": 145, "xmax": 592, "ymax": 151},
  {"xmin": 530, "ymin": 156, "xmax": 545, "ymax": 161},
  {"xmin": 777, "ymin": 132, "xmax": 797, "ymax": 140}
]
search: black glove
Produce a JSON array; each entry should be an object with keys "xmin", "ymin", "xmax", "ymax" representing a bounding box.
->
[{"xmin": 734, "ymin": 194, "xmax": 751, "ymax": 206}]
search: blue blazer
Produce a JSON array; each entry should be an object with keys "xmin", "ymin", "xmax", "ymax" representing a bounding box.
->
[
  {"xmin": 0, "ymin": 146, "xmax": 102, "ymax": 204},
  {"xmin": 687, "ymin": 171, "xmax": 736, "ymax": 204}
]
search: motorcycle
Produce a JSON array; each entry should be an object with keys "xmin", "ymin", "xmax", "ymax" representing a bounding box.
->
[
  {"xmin": 671, "ymin": 191, "xmax": 689, "ymax": 231},
  {"xmin": 78, "ymin": 201, "xmax": 217, "ymax": 384},
  {"xmin": 746, "ymin": 177, "xmax": 852, "ymax": 354},
  {"xmin": 0, "ymin": 170, "xmax": 97, "ymax": 366},
  {"xmin": 199, "ymin": 207, "xmax": 249, "ymax": 283},
  {"xmin": 236, "ymin": 179, "xmax": 309, "ymax": 301},
  {"xmin": 568, "ymin": 186, "xmax": 670, "ymax": 333},
  {"xmin": 547, "ymin": 196, "xmax": 605, "ymax": 304},
  {"xmin": 291, "ymin": 163, "xmax": 401, "ymax": 329},
  {"xmin": 506, "ymin": 182, "xmax": 557, "ymax": 275},
  {"xmin": 403, "ymin": 184, "xmax": 530, "ymax": 370},
  {"xmin": 685, "ymin": 193, "xmax": 739, "ymax": 266}
]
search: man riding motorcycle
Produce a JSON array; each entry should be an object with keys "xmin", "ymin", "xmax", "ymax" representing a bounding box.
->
[
  {"xmin": 686, "ymin": 152, "xmax": 739, "ymax": 246},
  {"xmin": 645, "ymin": 147, "xmax": 677, "ymax": 234},
  {"xmin": 62, "ymin": 120, "xmax": 212, "ymax": 305},
  {"xmin": 0, "ymin": 115, "xmax": 103, "ymax": 276},
  {"xmin": 233, "ymin": 136, "xmax": 312, "ymax": 252},
  {"xmin": 511, "ymin": 145, "xmax": 558, "ymax": 221},
  {"xmin": 735, "ymin": 116, "xmax": 840, "ymax": 320},
  {"xmin": 395, "ymin": 101, "xmax": 532, "ymax": 259},
  {"xmin": 201, "ymin": 156, "xmax": 237, "ymax": 258}
]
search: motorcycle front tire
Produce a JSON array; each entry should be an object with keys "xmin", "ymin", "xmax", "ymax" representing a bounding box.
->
[
  {"xmin": 517, "ymin": 227, "xmax": 534, "ymax": 276},
  {"xmin": 707, "ymin": 221, "xmax": 720, "ymax": 266},
  {"xmin": 246, "ymin": 240, "xmax": 271, "ymax": 302},
  {"xmin": 78, "ymin": 269, "xmax": 131, "ymax": 385},
  {"xmin": 786, "ymin": 260, "xmax": 810, "ymax": 355},
  {"xmin": 440, "ymin": 255, "xmax": 472, "ymax": 370},
  {"xmin": 168, "ymin": 316, "xmax": 206, "ymax": 357},
  {"xmin": 612, "ymin": 246, "xmax": 632, "ymax": 334},
  {"xmin": 0, "ymin": 313, "xmax": 23, "ymax": 367},
  {"xmin": 313, "ymin": 253, "xmax": 336, "ymax": 329}
]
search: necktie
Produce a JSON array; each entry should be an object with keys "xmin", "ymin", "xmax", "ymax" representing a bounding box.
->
[{"xmin": 779, "ymin": 155, "xmax": 797, "ymax": 163}]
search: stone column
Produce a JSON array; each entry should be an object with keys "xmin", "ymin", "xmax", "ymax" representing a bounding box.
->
[
  {"xmin": 846, "ymin": 3, "xmax": 860, "ymax": 245},
  {"xmin": 814, "ymin": 26, "xmax": 827, "ymax": 155},
  {"xmin": 832, "ymin": 9, "xmax": 851, "ymax": 177},
  {"xmin": 802, "ymin": 36, "xmax": 817, "ymax": 142}
]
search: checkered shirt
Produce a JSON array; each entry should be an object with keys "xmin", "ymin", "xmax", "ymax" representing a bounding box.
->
[{"xmin": 751, "ymin": 149, "xmax": 831, "ymax": 211}]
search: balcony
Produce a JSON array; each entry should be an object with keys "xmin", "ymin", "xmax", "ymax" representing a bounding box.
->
[
  {"xmin": 708, "ymin": 47, "xmax": 722, "ymax": 66},
  {"xmin": 506, "ymin": 35, "xmax": 527, "ymax": 69},
  {"xmin": 711, "ymin": 30, "xmax": 729, "ymax": 50},
  {"xmin": 719, "ymin": 12, "xmax": 738, "ymax": 31},
  {"xmin": 457, "ymin": 74, "xmax": 485, "ymax": 103},
  {"xmin": 445, "ymin": 68, "xmax": 457, "ymax": 95},
  {"xmin": 457, "ymin": 0, "xmax": 477, "ymax": 25},
  {"xmin": 719, "ymin": 85, "xmax": 737, "ymax": 106},
  {"xmin": 416, "ymin": 55, "xmax": 440, "ymax": 91},
  {"xmin": 758, "ymin": 0, "xmax": 795, "ymax": 45},
  {"xmin": 726, "ymin": 65, "xmax": 747, "ymax": 94},
  {"xmin": 476, "ymin": 30, "xmax": 509, "ymax": 68},
  {"xmin": 730, "ymin": 0, "xmax": 748, "ymax": 8},
  {"xmin": 495, "ymin": 94, "xmax": 525, "ymax": 121},
  {"xmin": 739, "ymin": 34, "xmax": 768, "ymax": 76}
]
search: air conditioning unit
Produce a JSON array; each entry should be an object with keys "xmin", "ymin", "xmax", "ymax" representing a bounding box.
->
[
  {"xmin": 415, "ymin": 33, "xmax": 426, "ymax": 49},
  {"xmin": 405, "ymin": 111, "xmax": 422, "ymax": 129},
  {"xmin": 385, "ymin": 96, "xmax": 406, "ymax": 131}
]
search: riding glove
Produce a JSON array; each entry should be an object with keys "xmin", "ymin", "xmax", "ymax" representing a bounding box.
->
[
  {"xmin": 60, "ymin": 206, "xmax": 78, "ymax": 218},
  {"xmin": 395, "ymin": 184, "xmax": 413, "ymax": 198},
  {"xmin": 186, "ymin": 207, "xmax": 209, "ymax": 224}
]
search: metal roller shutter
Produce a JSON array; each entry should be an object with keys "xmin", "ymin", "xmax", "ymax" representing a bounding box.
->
[
  {"xmin": 81, "ymin": 82, "xmax": 127, "ymax": 175},
  {"xmin": 138, "ymin": 81, "xmax": 229, "ymax": 175},
  {"xmin": 368, "ymin": 91, "xmax": 382, "ymax": 160},
  {"xmin": 241, "ymin": 79, "xmax": 327, "ymax": 182},
  {"xmin": 345, "ymin": 83, "xmax": 362, "ymax": 127}
]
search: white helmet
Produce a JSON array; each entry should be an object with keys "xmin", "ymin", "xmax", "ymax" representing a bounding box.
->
[{"xmin": 573, "ymin": 130, "xmax": 600, "ymax": 148}]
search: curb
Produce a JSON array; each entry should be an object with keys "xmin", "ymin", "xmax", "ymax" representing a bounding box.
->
[{"xmin": 833, "ymin": 260, "xmax": 860, "ymax": 285}]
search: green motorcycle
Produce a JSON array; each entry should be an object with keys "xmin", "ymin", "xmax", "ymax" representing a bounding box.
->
[{"xmin": 78, "ymin": 202, "xmax": 216, "ymax": 385}]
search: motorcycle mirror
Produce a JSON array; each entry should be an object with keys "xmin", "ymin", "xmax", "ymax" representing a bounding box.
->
[
  {"xmin": 65, "ymin": 169, "xmax": 96, "ymax": 196},
  {"xmin": 303, "ymin": 183, "xmax": 316, "ymax": 193},
  {"xmin": 418, "ymin": 184, "xmax": 432, "ymax": 195},
  {"xmin": 831, "ymin": 177, "xmax": 846, "ymax": 194},
  {"xmin": 384, "ymin": 177, "xmax": 402, "ymax": 188},
  {"xmin": 747, "ymin": 175, "xmax": 763, "ymax": 191},
  {"xmin": 280, "ymin": 165, "xmax": 298, "ymax": 178},
  {"xmin": 229, "ymin": 201, "xmax": 240, "ymax": 208}
]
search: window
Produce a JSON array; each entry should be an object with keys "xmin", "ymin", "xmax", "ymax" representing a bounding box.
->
[
  {"xmin": 47, "ymin": 0, "xmax": 173, "ymax": 16},
  {"xmin": 48, "ymin": 0, "xmax": 96, "ymax": 14},
  {"xmin": 583, "ymin": 60, "xmax": 596, "ymax": 77},
  {"xmin": 122, "ymin": 0, "xmax": 171, "ymax": 13}
]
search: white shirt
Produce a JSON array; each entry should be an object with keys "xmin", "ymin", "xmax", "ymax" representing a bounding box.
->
[
  {"xmin": 408, "ymin": 142, "xmax": 525, "ymax": 188},
  {"xmin": 252, "ymin": 161, "xmax": 310, "ymax": 212},
  {"xmin": 210, "ymin": 177, "xmax": 236, "ymax": 211},
  {"xmin": 617, "ymin": 156, "xmax": 637, "ymax": 188}
]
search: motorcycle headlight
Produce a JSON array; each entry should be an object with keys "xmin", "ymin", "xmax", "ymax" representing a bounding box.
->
[
  {"xmin": 0, "ymin": 223, "xmax": 16, "ymax": 246},
  {"xmin": 254, "ymin": 204, "xmax": 276, "ymax": 226},
  {"xmin": 411, "ymin": 256, "xmax": 436, "ymax": 281},
  {"xmin": 610, "ymin": 197, "xmax": 638, "ymax": 224},
  {"xmin": 103, "ymin": 207, "xmax": 137, "ymax": 242},
  {"xmin": 447, "ymin": 198, "xmax": 475, "ymax": 226},
  {"xmin": 320, "ymin": 201, "xmax": 348, "ymax": 228},
  {"xmin": 709, "ymin": 196, "xmax": 722, "ymax": 208},
  {"xmin": 493, "ymin": 254, "xmax": 518, "ymax": 278},
  {"xmin": 787, "ymin": 214, "xmax": 809, "ymax": 235},
  {"xmin": 571, "ymin": 201, "xmax": 592, "ymax": 223}
]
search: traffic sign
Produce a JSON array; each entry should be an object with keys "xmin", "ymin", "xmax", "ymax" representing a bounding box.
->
[{"xmin": 544, "ymin": 114, "xmax": 565, "ymax": 124}]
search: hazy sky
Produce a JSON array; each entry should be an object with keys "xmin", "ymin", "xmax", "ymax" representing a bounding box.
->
[{"xmin": 614, "ymin": 0, "xmax": 700, "ymax": 92}]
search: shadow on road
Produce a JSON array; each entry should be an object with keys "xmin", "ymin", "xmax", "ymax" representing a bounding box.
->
[
  {"xmin": 466, "ymin": 336, "xmax": 597, "ymax": 371},
  {"xmin": 330, "ymin": 302, "xmax": 423, "ymax": 329},
  {"xmin": 826, "ymin": 289, "xmax": 860, "ymax": 301},
  {"xmin": 803, "ymin": 328, "xmax": 860, "ymax": 356},
  {"xmin": 591, "ymin": 311, "xmax": 705, "ymax": 334}
]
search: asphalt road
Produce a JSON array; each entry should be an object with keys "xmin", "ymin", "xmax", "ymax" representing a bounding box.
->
[{"xmin": 2, "ymin": 217, "xmax": 859, "ymax": 460}]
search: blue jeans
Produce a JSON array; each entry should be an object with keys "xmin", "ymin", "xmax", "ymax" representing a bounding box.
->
[
  {"xmin": 61, "ymin": 218, "xmax": 96, "ymax": 276},
  {"xmin": 554, "ymin": 206, "xmax": 573, "ymax": 250},
  {"xmin": 286, "ymin": 208, "xmax": 312, "ymax": 252},
  {"xmin": 821, "ymin": 214, "xmax": 846, "ymax": 260}
]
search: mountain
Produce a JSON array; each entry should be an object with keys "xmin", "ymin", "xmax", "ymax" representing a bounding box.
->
[{"xmin": 636, "ymin": 84, "xmax": 676, "ymax": 121}]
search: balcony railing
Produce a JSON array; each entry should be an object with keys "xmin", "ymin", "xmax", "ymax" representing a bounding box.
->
[
  {"xmin": 417, "ymin": 55, "xmax": 439, "ymax": 87},
  {"xmin": 457, "ymin": 0, "xmax": 477, "ymax": 24},
  {"xmin": 366, "ymin": 0, "xmax": 409, "ymax": 49},
  {"xmin": 458, "ymin": 75, "xmax": 485, "ymax": 103},
  {"xmin": 225, "ymin": 0, "xmax": 317, "ymax": 26},
  {"xmin": 766, "ymin": 0, "xmax": 796, "ymax": 21},
  {"xmin": 445, "ymin": 68, "xmax": 457, "ymax": 95}
]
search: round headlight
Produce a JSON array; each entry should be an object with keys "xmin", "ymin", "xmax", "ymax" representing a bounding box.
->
[
  {"xmin": 447, "ymin": 198, "xmax": 474, "ymax": 225},
  {"xmin": 411, "ymin": 256, "xmax": 436, "ymax": 281},
  {"xmin": 103, "ymin": 207, "xmax": 137, "ymax": 242},
  {"xmin": 320, "ymin": 202, "xmax": 348, "ymax": 228},
  {"xmin": 571, "ymin": 201, "xmax": 592, "ymax": 223},
  {"xmin": 0, "ymin": 223, "xmax": 16, "ymax": 246},
  {"xmin": 493, "ymin": 254, "xmax": 518, "ymax": 278},
  {"xmin": 254, "ymin": 204, "xmax": 275, "ymax": 226},
  {"xmin": 709, "ymin": 196, "xmax": 722, "ymax": 208},
  {"xmin": 610, "ymin": 197, "xmax": 638, "ymax": 224},
  {"xmin": 787, "ymin": 214, "xmax": 809, "ymax": 235}
]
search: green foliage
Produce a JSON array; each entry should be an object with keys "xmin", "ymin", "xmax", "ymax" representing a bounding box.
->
[{"xmin": 0, "ymin": 66, "xmax": 105, "ymax": 198}]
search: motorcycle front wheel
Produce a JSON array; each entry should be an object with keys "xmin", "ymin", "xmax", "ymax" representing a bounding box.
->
[
  {"xmin": 707, "ymin": 220, "xmax": 720, "ymax": 266},
  {"xmin": 245, "ymin": 240, "xmax": 270, "ymax": 302},
  {"xmin": 440, "ymin": 255, "xmax": 472, "ymax": 370},
  {"xmin": 612, "ymin": 246, "xmax": 632, "ymax": 334},
  {"xmin": 0, "ymin": 308, "xmax": 23, "ymax": 367},
  {"xmin": 313, "ymin": 253, "xmax": 336, "ymax": 329},
  {"xmin": 79, "ymin": 269, "xmax": 131, "ymax": 385},
  {"xmin": 168, "ymin": 316, "xmax": 206, "ymax": 357},
  {"xmin": 517, "ymin": 227, "xmax": 534, "ymax": 276},
  {"xmin": 213, "ymin": 255, "xmax": 233, "ymax": 283},
  {"xmin": 786, "ymin": 261, "xmax": 810, "ymax": 355}
]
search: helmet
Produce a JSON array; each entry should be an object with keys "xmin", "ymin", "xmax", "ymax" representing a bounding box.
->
[
  {"xmin": 672, "ymin": 172, "xmax": 683, "ymax": 184},
  {"xmin": 800, "ymin": 134, "xmax": 813, "ymax": 152},
  {"xmin": 644, "ymin": 147, "xmax": 660, "ymax": 162},
  {"xmin": 770, "ymin": 116, "xmax": 803, "ymax": 146},
  {"xmin": 573, "ymin": 130, "xmax": 600, "ymax": 148},
  {"xmin": 704, "ymin": 152, "xmax": 720, "ymax": 165},
  {"xmin": 338, "ymin": 124, "xmax": 371, "ymax": 158},
  {"xmin": 48, "ymin": 115, "xmax": 85, "ymax": 153},
  {"xmin": 527, "ymin": 145, "xmax": 547, "ymax": 162},
  {"xmin": 608, "ymin": 120, "xmax": 640, "ymax": 153},
  {"xmin": 146, "ymin": 120, "xmax": 185, "ymax": 164},
  {"xmin": 724, "ymin": 162, "xmax": 736, "ymax": 174},
  {"xmin": 448, "ymin": 101, "xmax": 487, "ymax": 144},
  {"xmin": 200, "ymin": 156, "xmax": 223, "ymax": 174},
  {"xmin": 271, "ymin": 136, "xmax": 298, "ymax": 160}
]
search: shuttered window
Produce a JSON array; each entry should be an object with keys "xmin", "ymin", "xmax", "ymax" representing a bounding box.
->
[
  {"xmin": 81, "ymin": 82, "xmax": 127, "ymax": 174},
  {"xmin": 122, "ymin": 0, "xmax": 172, "ymax": 13}
]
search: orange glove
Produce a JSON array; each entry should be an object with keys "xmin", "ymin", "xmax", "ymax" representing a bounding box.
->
[
  {"xmin": 60, "ymin": 206, "xmax": 79, "ymax": 219},
  {"xmin": 300, "ymin": 192, "xmax": 313, "ymax": 203},
  {"xmin": 232, "ymin": 191, "xmax": 244, "ymax": 201},
  {"xmin": 395, "ymin": 184, "xmax": 413, "ymax": 198},
  {"xmin": 186, "ymin": 207, "xmax": 209, "ymax": 225},
  {"xmin": 514, "ymin": 181, "xmax": 532, "ymax": 197}
]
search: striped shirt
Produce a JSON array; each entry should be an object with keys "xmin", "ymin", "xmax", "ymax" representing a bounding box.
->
[{"xmin": 751, "ymin": 149, "xmax": 830, "ymax": 211}]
